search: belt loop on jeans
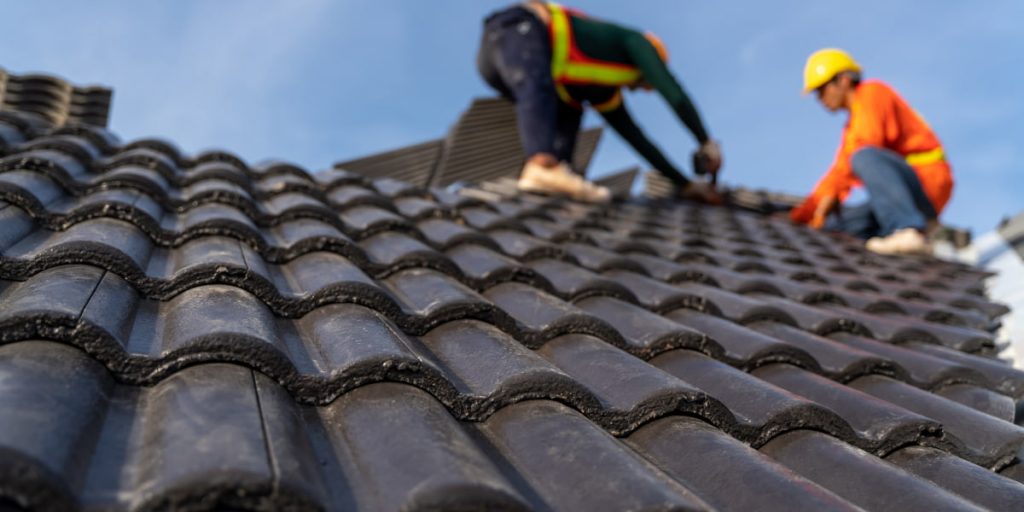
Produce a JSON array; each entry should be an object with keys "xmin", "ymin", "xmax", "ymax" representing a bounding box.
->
[{"xmin": 905, "ymin": 147, "xmax": 944, "ymax": 166}]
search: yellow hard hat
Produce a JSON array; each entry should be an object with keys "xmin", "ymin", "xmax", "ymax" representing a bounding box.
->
[{"xmin": 802, "ymin": 48, "xmax": 861, "ymax": 94}]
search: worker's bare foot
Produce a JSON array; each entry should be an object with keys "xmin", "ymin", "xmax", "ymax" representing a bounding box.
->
[
  {"xmin": 865, "ymin": 227, "xmax": 932, "ymax": 255},
  {"xmin": 517, "ymin": 161, "xmax": 611, "ymax": 203}
]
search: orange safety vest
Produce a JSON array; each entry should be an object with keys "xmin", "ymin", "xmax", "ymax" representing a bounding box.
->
[
  {"xmin": 791, "ymin": 79, "xmax": 954, "ymax": 224},
  {"xmin": 546, "ymin": 3, "xmax": 637, "ymax": 111}
]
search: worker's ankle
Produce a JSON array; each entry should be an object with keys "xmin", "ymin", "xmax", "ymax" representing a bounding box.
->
[{"xmin": 527, "ymin": 153, "xmax": 559, "ymax": 169}]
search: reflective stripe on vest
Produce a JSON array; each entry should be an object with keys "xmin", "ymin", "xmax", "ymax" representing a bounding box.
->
[
  {"xmin": 554, "ymin": 85, "xmax": 623, "ymax": 112},
  {"xmin": 547, "ymin": 3, "xmax": 641, "ymax": 86},
  {"xmin": 592, "ymin": 90, "xmax": 623, "ymax": 112},
  {"xmin": 905, "ymin": 146, "xmax": 945, "ymax": 166}
]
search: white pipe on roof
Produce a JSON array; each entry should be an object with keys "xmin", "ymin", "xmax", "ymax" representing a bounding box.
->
[{"xmin": 968, "ymin": 231, "xmax": 1024, "ymax": 369}]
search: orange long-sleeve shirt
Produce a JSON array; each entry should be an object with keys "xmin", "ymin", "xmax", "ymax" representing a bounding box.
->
[{"xmin": 791, "ymin": 79, "xmax": 954, "ymax": 224}]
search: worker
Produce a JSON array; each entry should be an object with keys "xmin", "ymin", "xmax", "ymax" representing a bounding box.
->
[
  {"xmin": 790, "ymin": 48, "xmax": 954, "ymax": 255},
  {"xmin": 476, "ymin": 1, "xmax": 722, "ymax": 203}
]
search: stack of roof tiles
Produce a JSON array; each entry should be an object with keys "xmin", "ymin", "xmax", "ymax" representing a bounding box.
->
[
  {"xmin": 2, "ymin": 105, "xmax": 1024, "ymax": 511},
  {"xmin": 334, "ymin": 98, "xmax": 603, "ymax": 188},
  {"xmin": 0, "ymin": 68, "xmax": 112, "ymax": 128}
]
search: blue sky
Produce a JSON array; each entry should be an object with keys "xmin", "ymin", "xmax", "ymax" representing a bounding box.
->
[{"xmin": 2, "ymin": 1, "xmax": 1021, "ymax": 234}]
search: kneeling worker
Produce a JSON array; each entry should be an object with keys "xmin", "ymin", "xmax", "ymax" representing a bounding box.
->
[
  {"xmin": 790, "ymin": 48, "xmax": 954, "ymax": 255},
  {"xmin": 477, "ymin": 1, "xmax": 722, "ymax": 203}
]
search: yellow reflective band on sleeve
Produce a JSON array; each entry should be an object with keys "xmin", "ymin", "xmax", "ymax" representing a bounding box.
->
[
  {"xmin": 905, "ymin": 147, "xmax": 945, "ymax": 166},
  {"xmin": 592, "ymin": 90, "xmax": 623, "ymax": 112}
]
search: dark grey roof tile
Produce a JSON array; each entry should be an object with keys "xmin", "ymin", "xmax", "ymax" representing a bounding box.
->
[
  {"xmin": 652, "ymin": 351, "xmax": 849, "ymax": 445},
  {"xmin": 420, "ymin": 321, "xmax": 596, "ymax": 418},
  {"xmin": 579, "ymin": 228, "xmax": 660, "ymax": 255},
  {"xmin": 1001, "ymin": 456, "xmax": 1024, "ymax": 485},
  {"xmin": 254, "ymin": 172, "xmax": 316, "ymax": 195},
  {"xmin": 830, "ymin": 332, "xmax": 992, "ymax": 390},
  {"xmin": 358, "ymin": 231, "xmax": 459, "ymax": 276},
  {"xmin": 274, "ymin": 251, "xmax": 384, "ymax": 301},
  {"xmin": 850, "ymin": 374, "xmax": 1024, "ymax": 469},
  {"xmin": 1, "ymin": 149, "xmax": 89, "ymax": 188},
  {"xmin": 0, "ymin": 170, "xmax": 65, "ymax": 218},
  {"xmin": 268, "ymin": 218, "xmax": 356, "ymax": 261},
  {"xmin": 325, "ymin": 184, "xmax": 393, "ymax": 211},
  {"xmin": 460, "ymin": 206, "xmax": 526, "ymax": 232},
  {"xmin": 1, "ymin": 217, "xmax": 153, "ymax": 281},
  {"xmin": 761, "ymin": 430, "xmax": 985, "ymax": 511},
  {"xmin": 0, "ymin": 341, "xmax": 112, "ymax": 512},
  {"xmin": 575, "ymin": 296, "xmax": 718, "ymax": 358},
  {"xmin": 934, "ymin": 383, "xmax": 1017, "ymax": 423},
  {"xmin": 601, "ymin": 270, "xmax": 720, "ymax": 314},
  {"xmin": 906, "ymin": 341, "xmax": 1024, "ymax": 399},
  {"xmin": 678, "ymin": 284, "xmax": 797, "ymax": 324},
  {"xmin": 447, "ymin": 244, "xmax": 551, "ymax": 291},
  {"xmin": 753, "ymin": 363, "xmax": 945, "ymax": 454},
  {"xmin": 383, "ymin": 268, "xmax": 500, "ymax": 333},
  {"xmin": 818, "ymin": 303, "xmax": 995, "ymax": 353},
  {"xmin": 536, "ymin": 335, "xmax": 729, "ymax": 436},
  {"xmin": 178, "ymin": 203, "xmax": 258, "ymax": 234},
  {"xmin": 627, "ymin": 417, "xmax": 859, "ymax": 511},
  {"xmin": 527, "ymin": 258, "xmax": 636, "ymax": 302},
  {"xmin": 0, "ymin": 264, "xmax": 103, "ymax": 336},
  {"xmin": 487, "ymin": 228, "xmax": 569, "ymax": 261},
  {"xmin": 751, "ymin": 294, "xmax": 874, "ymax": 337},
  {"xmin": 393, "ymin": 196, "xmax": 449, "ymax": 220},
  {"xmin": 885, "ymin": 445, "xmax": 1024, "ymax": 510},
  {"xmin": 338, "ymin": 204, "xmax": 412, "ymax": 238},
  {"xmin": 0, "ymin": 202, "xmax": 36, "ymax": 257},
  {"xmin": 481, "ymin": 400, "xmax": 711, "ymax": 511},
  {"xmin": 370, "ymin": 177, "xmax": 423, "ymax": 199},
  {"xmin": 319, "ymin": 383, "xmax": 531, "ymax": 511},
  {"xmin": 749, "ymin": 322, "xmax": 905, "ymax": 381},
  {"xmin": 289, "ymin": 303, "xmax": 436, "ymax": 388},
  {"xmin": 151, "ymin": 285, "xmax": 283, "ymax": 356},
  {"xmin": 417, "ymin": 218, "xmax": 499, "ymax": 251},
  {"xmin": 124, "ymin": 364, "xmax": 282, "ymax": 511},
  {"xmin": 314, "ymin": 167, "xmax": 366, "ymax": 189},
  {"xmin": 664, "ymin": 309, "xmax": 819, "ymax": 369},
  {"xmin": 561, "ymin": 242, "xmax": 647, "ymax": 273},
  {"xmin": 484, "ymin": 282, "xmax": 623, "ymax": 348},
  {"xmin": 622, "ymin": 252, "xmax": 718, "ymax": 285}
]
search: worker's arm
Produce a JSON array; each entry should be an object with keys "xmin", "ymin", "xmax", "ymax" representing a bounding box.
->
[
  {"xmin": 623, "ymin": 32, "xmax": 709, "ymax": 144},
  {"xmin": 599, "ymin": 101, "xmax": 689, "ymax": 187},
  {"xmin": 791, "ymin": 85, "xmax": 890, "ymax": 225}
]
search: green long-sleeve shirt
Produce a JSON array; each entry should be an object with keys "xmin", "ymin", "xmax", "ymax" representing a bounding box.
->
[{"xmin": 561, "ymin": 13, "xmax": 709, "ymax": 185}]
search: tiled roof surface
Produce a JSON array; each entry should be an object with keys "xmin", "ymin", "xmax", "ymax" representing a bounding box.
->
[{"xmin": 1, "ymin": 106, "xmax": 1024, "ymax": 511}]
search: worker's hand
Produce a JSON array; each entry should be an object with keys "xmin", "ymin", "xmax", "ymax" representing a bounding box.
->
[
  {"xmin": 680, "ymin": 181, "xmax": 723, "ymax": 205},
  {"xmin": 810, "ymin": 194, "xmax": 838, "ymax": 229},
  {"xmin": 695, "ymin": 139, "xmax": 722, "ymax": 174}
]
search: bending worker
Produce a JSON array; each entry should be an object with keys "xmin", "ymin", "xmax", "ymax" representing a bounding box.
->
[
  {"xmin": 477, "ymin": 1, "xmax": 722, "ymax": 203},
  {"xmin": 790, "ymin": 48, "xmax": 954, "ymax": 255}
]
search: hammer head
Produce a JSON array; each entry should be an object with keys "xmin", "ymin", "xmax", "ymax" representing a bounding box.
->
[{"xmin": 692, "ymin": 151, "xmax": 717, "ymax": 186}]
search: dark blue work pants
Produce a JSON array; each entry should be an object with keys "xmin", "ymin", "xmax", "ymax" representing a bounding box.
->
[
  {"xmin": 827, "ymin": 147, "xmax": 937, "ymax": 239},
  {"xmin": 476, "ymin": 6, "xmax": 582, "ymax": 163}
]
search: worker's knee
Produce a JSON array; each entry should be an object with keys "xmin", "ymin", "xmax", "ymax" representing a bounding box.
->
[{"xmin": 851, "ymin": 146, "xmax": 900, "ymax": 180}]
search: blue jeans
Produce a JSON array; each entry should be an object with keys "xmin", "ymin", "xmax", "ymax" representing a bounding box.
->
[
  {"xmin": 476, "ymin": 6, "xmax": 582, "ymax": 162},
  {"xmin": 826, "ymin": 147, "xmax": 937, "ymax": 239}
]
